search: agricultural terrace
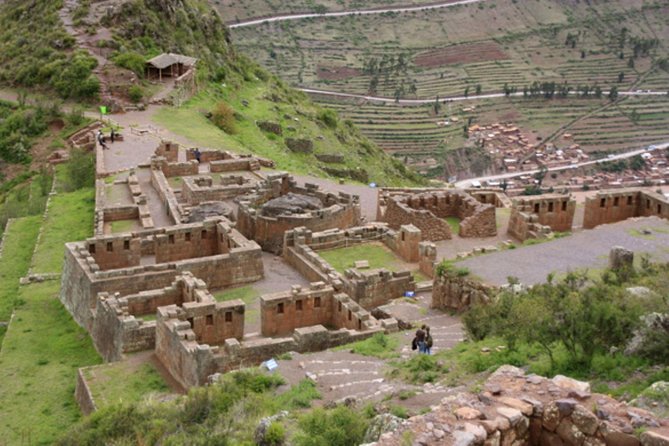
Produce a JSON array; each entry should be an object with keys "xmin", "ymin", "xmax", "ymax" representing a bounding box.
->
[{"xmin": 231, "ymin": 0, "xmax": 669, "ymax": 165}]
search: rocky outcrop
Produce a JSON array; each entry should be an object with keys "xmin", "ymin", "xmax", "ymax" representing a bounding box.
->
[
  {"xmin": 261, "ymin": 193, "xmax": 322, "ymax": 217},
  {"xmin": 431, "ymin": 271, "xmax": 496, "ymax": 312},
  {"xmin": 372, "ymin": 365, "xmax": 669, "ymax": 446},
  {"xmin": 257, "ymin": 120, "xmax": 283, "ymax": 135},
  {"xmin": 285, "ymin": 138, "xmax": 313, "ymax": 153},
  {"xmin": 631, "ymin": 382, "xmax": 669, "ymax": 420}
]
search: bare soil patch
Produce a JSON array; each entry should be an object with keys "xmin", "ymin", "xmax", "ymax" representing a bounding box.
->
[
  {"xmin": 414, "ymin": 41, "xmax": 509, "ymax": 67},
  {"xmin": 316, "ymin": 65, "xmax": 362, "ymax": 81}
]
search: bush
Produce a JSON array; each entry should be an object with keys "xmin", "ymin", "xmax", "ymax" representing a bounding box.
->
[
  {"xmin": 127, "ymin": 85, "xmax": 143, "ymax": 103},
  {"xmin": 294, "ymin": 406, "xmax": 368, "ymax": 446},
  {"xmin": 317, "ymin": 109, "xmax": 338, "ymax": 129},
  {"xmin": 265, "ymin": 422, "xmax": 286, "ymax": 446},
  {"xmin": 64, "ymin": 148, "xmax": 95, "ymax": 191},
  {"xmin": 113, "ymin": 52, "xmax": 146, "ymax": 77},
  {"xmin": 211, "ymin": 101, "xmax": 238, "ymax": 134}
]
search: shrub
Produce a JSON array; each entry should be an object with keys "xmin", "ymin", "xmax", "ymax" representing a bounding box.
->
[
  {"xmin": 211, "ymin": 101, "xmax": 238, "ymax": 134},
  {"xmin": 294, "ymin": 406, "xmax": 368, "ymax": 446},
  {"xmin": 113, "ymin": 52, "xmax": 146, "ymax": 77},
  {"xmin": 265, "ymin": 422, "xmax": 286, "ymax": 446},
  {"xmin": 127, "ymin": 85, "xmax": 143, "ymax": 103},
  {"xmin": 317, "ymin": 109, "xmax": 338, "ymax": 129},
  {"xmin": 64, "ymin": 148, "xmax": 95, "ymax": 191}
]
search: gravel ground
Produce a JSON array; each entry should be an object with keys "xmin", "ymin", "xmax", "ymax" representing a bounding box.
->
[{"xmin": 458, "ymin": 216, "xmax": 669, "ymax": 286}]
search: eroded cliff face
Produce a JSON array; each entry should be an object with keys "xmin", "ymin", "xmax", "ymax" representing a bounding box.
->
[{"xmin": 371, "ymin": 365, "xmax": 669, "ymax": 446}]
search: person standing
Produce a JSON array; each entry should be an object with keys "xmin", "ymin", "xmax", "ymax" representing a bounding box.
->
[
  {"xmin": 110, "ymin": 127, "xmax": 116, "ymax": 143},
  {"xmin": 414, "ymin": 325, "xmax": 426, "ymax": 354},
  {"xmin": 194, "ymin": 148, "xmax": 202, "ymax": 163},
  {"xmin": 97, "ymin": 130, "xmax": 108, "ymax": 150},
  {"xmin": 425, "ymin": 326, "xmax": 433, "ymax": 355}
]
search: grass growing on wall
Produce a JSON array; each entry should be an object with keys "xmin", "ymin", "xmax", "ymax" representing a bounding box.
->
[{"xmin": 318, "ymin": 242, "xmax": 405, "ymax": 274}]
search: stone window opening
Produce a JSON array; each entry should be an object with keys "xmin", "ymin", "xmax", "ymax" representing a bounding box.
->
[
  {"xmin": 225, "ymin": 311, "xmax": 232, "ymax": 322},
  {"xmin": 348, "ymin": 310, "xmax": 352, "ymax": 321},
  {"xmin": 88, "ymin": 244, "xmax": 96, "ymax": 254},
  {"xmin": 338, "ymin": 301, "xmax": 342, "ymax": 312},
  {"xmin": 206, "ymin": 314, "xmax": 214, "ymax": 325},
  {"xmin": 201, "ymin": 230, "xmax": 208, "ymax": 239},
  {"xmin": 658, "ymin": 204, "xmax": 662, "ymax": 214},
  {"xmin": 358, "ymin": 320, "xmax": 362, "ymax": 330},
  {"xmin": 647, "ymin": 199, "xmax": 651, "ymax": 209},
  {"xmin": 185, "ymin": 232, "xmax": 191, "ymax": 242},
  {"xmin": 600, "ymin": 198, "xmax": 606, "ymax": 208},
  {"xmin": 123, "ymin": 240, "xmax": 130, "ymax": 250},
  {"xmin": 168, "ymin": 234, "xmax": 175, "ymax": 244},
  {"xmin": 548, "ymin": 202, "xmax": 554, "ymax": 213},
  {"xmin": 401, "ymin": 232, "xmax": 405, "ymax": 241},
  {"xmin": 106, "ymin": 242, "xmax": 113, "ymax": 252},
  {"xmin": 296, "ymin": 300, "xmax": 303, "ymax": 311},
  {"xmin": 627, "ymin": 196, "xmax": 633, "ymax": 206},
  {"xmin": 187, "ymin": 317, "xmax": 194, "ymax": 327},
  {"xmin": 562, "ymin": 201, "xmax": 567, "ymax": 212},
  {"xmin": 614, "ymin": 197, "xmax": 619, "ymax": 207},
  {"xmin": 534, "ymin": 203, "xmax": 540, "ymax": 213},
  {"xmin": 314, "ymin": 297, "xmax": 321, "ymax": 308},
  {"xmin": 277, "ymin": 303, "xmax": 284, "ymax": 314}
]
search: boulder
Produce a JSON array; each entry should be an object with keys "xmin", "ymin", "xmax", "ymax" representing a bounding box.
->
[
  {"xmin": 362, "ymin": 413, "xmax": 404, "ymax": 443},
  {"xmin": 630, "ymin": 381, "xmax": 669, "ymax": 419},
  {"xmin": 285, "ymin": 138, "xmax": 313, "ymax": 153},
  {"xmin": 609, "ymin": 246, "xmax": 634, "ymax": 271},
  {"xmin": 552, "ymin": 375, "xmax": 591, "ymax": 394},
  {"xmin": 261, "ymin": 193, "xmax": 322, "ymax": 217},
  {"xmin": 257, "ymin": 120, "xmax": 283, "ymax": 135}
]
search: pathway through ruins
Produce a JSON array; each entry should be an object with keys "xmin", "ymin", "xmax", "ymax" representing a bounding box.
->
[{"xmin": 275, "ymin": 292, "xmax": 465, "ymax": 407}]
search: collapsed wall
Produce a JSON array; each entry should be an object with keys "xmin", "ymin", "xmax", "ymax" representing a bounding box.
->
[
  {"xmin": 507, "ymin": 194, "xmax": 576, "ymax": 241},
  {"xmin": 237, "ymin": 174, "xmax": 361, "ymax": 254},
  {"xmin": 60, "ymin": 218, "xmax": 263, "ymax": 331},
  {"xmin": 431, "ymin": 267, "xmax": 496, "ymax": 312},
  {"xmin": 377, "ymin": 188, "xmax": 497, "ymax": 241},
  {"xmin": 583, "ymin": 188, "xmax": 669, "ymax": 229},
  {"xmin": 375, "ymin": 365, "xmax": 669, "ymax": 446}
]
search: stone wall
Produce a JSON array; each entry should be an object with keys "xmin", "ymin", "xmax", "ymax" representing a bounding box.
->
[
  {"xmin": 151, "ymin": 165, "xmax": 188, "ymax": 223},
  {"xmin": 181, "ymin": 175, "xmax": 258, "ymax": 205},
  {"xmin": 508, "ymin": 194, "xmax": 576, "ymax": 241},
  {"xmin": 583, "ymin": 188, "xmax": 669, "ymax": 229},
  {"xmin": 468, "ymin": 188, "xmax": 512, "ymax": 208},
  {"xmin": 155, "ymin": 140, "xmax": 179, "ymax": 162},
  {"xmin": 75, "ymin": 369, "xmax": 97, "ymax": 416},
  {"xmin": 151, "ymin": 156, "xmax": 199, "ymax": 178},
  {"xmin": 89, "ymin": 272, "xmax": 216, "ymax": 361},
  {"xmin": 237, "ymin": 175, "xmax": 361, "ymax": 254},
  {"xmin": 344, "ymin": 269, "xmax": 415, "ymax": 310},
  {"xmin": 419, "ymin": 242, "xmax": 437, "ymax": 279},
  {"xmin": 374, "ymin": 365, "xmax": 669, "ymax": 446},
  {"xmin": 60, "ymin": 219, "xmax": 264, "ymax": 330},
  {"xmin": 377, "ymin": 188, "xmax": 497, "ymax": 241},
  {"xmin": 260, "ymin": 283, "xmax": 377, "ymax": 337},
  {"xmin": 210, "ymin": 157, "xmax": 260, "ymax": 173},
  {"xmin": 431, "ymin": 269, "xmax": 496, "ymax": 312}
]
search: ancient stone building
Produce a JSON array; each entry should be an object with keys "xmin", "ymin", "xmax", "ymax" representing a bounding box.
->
[
  {"xmin": 377, "ymin": 188, "xmax": 497, "ymax": 241},
  {"xmin": 583, "ymin": 188, "xmax": 669, "ymax": 229},
  {"xmin": 282, "ymin": 224, "xmax": 417, "ymax": 309},
  {"xmin": 237, "ymin": 174, "xmax": 361, "ymax": 253},
  {"xmin": 507, "ymin": 194, "xmax": 576, "ymax": 241},
  {"xmin": 60, "ymin": 218, "xmax": 263, "ymax": 331}
]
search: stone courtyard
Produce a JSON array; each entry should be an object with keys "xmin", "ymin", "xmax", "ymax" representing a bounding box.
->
[{"xmin": 61, "ymin": 131, "xmax": 669, "ymax": 417}]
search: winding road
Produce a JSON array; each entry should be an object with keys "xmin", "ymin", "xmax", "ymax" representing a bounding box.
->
[
  {"xmin": 453, "ymin": 143, "xmax": 669, "ymax": 189},
  {"xmin": 298, "ymin": 87, "xmax": 669, "ymax": 106},
  {"xmin": 228, "ymin": 0, "xmax": 483, "ymax": 29}
]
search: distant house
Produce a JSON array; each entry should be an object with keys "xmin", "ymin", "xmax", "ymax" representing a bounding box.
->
[{"xmin": 146, "ymin": 53, "xmax": 198, "ymax": 81}]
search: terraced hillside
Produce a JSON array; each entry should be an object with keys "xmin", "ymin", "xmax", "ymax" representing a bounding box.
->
[{"xmin": 225, "ymin": 0, "xmax": 669, "ymax": 175}]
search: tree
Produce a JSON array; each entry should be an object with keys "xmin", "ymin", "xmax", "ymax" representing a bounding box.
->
[
  {"xmin": 628, "ymin": 57, "xmax": 635, "ymax": 69},
  {"xmin": 618, "ymin": 72, "xmax": 625, "ymax": 83},
  {"xmin": 594, "ymin": 85, "xmax": 603, "ymax": 98},
  {"xmin": 476, "ymin": 84, "xmax": 482, "ymax": 95},
  {"xmin": 433, "ymin": 95, "xmax": 441, "ymax": 114},
  {"xmin": 609, "ymin": 85, "xmax": 619, "ymax": 101},
  {"xmin": 464, "ymin": 87, "xmax": 470, "ymax": 98}
]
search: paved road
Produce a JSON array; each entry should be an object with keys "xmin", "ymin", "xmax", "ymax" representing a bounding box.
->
[
  {"xmin": 228, "ymin": 0, "xmax": 483, "ymax": 29},
  {"xmin": 453, "ymin": 142, "xmax": 669, "ymax": 189},
  {"xmin": 299, "ymin": 87, "xmax": 669, "ymax": 106}
]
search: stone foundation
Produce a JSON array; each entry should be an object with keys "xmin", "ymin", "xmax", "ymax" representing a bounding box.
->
[
  {"xmin": 507, "ymin": 194, "xmax": 575, "ymax": 241},
  {"xmin": 431, "ymin": 269, "xmax": 496, "ymax": 312}
]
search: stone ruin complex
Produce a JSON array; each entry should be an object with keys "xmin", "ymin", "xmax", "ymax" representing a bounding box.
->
[
  {"xmin": 377, "ymin": 188, "xmax": 498, "ymax": 241},
  {"xmin": 507, "ymin": 194, "xmax": 576, "ymax": 241},
  {"xmin": 62, "ymin": 140, "xmax": 669, "ymax": 413}
]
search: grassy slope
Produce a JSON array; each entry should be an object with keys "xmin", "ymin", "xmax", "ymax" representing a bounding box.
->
[
  {"xmin": 0, "ymin": 281, "xmax": 101, "ymax": 445},
  {"xmin": 30, "ymin": 187, "xmax": 95, "ymax": 274},
  {"xmin": 0, "ymin": 185, "xmax": 99, "ymax": 444},
  {"xmin": 153, "ymin": 80, "xmax": 416, "ymax": 185},
  {"xmin": 0, "ymin": 216, "xmax": 42, "ymax": 341}
]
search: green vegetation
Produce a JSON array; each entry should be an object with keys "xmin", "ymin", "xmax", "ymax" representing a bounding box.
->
[
  {"xmin": 213, "ymin": 285, "xmax": 259, "ymax": 304},
  {"xmin": 0, "ymin": 1, "xmax": 98, "ymax": 99},
  {"xmin": 318, "ymin": 242, "xmax": 405, "ymax": 274},
  {"xmin": 0, "ymin": 170, "xmax": 51, "ymax": 234},
  {"xmin": 334, "ymin": 332, "xmax": 400, "ymax": 359},
  {"xmin": 83, "ymin": 361, "xmax": 170, "ymax": 409},
  {"xmin": 0, "ymin": 215, "xmax": 41, "ymax": 342},
  {"xmin": 0, "ymin": 282, "xmax": 101, "ymax": 445},
  {"xmin": 389, "ymin": 354, "xmax": 447, "ymax": 384},
  {"xmin": 435, "ymin": 260, "xmax": 470, "ymax": 278},
  {"xmin": 59, "ymin": 370, "xmax": 325, "ymax": 445},
  {"xmin": 0, "ymin": 100, "xmax": 56, "ymax": 164},
  {"xmin": 294, "ymin": 405, "xmax": 369, "ymax": 446},
  {"xmin": 110, "ymin": 219, "xmax": 137, "ymax": 234},
  {"xmin": 445, "ymin": 216, "xmax": 460, "ymax": 235},
  {"xmin": 31, "ymin": 186, "xmax": 95, "ymax": 274}
]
